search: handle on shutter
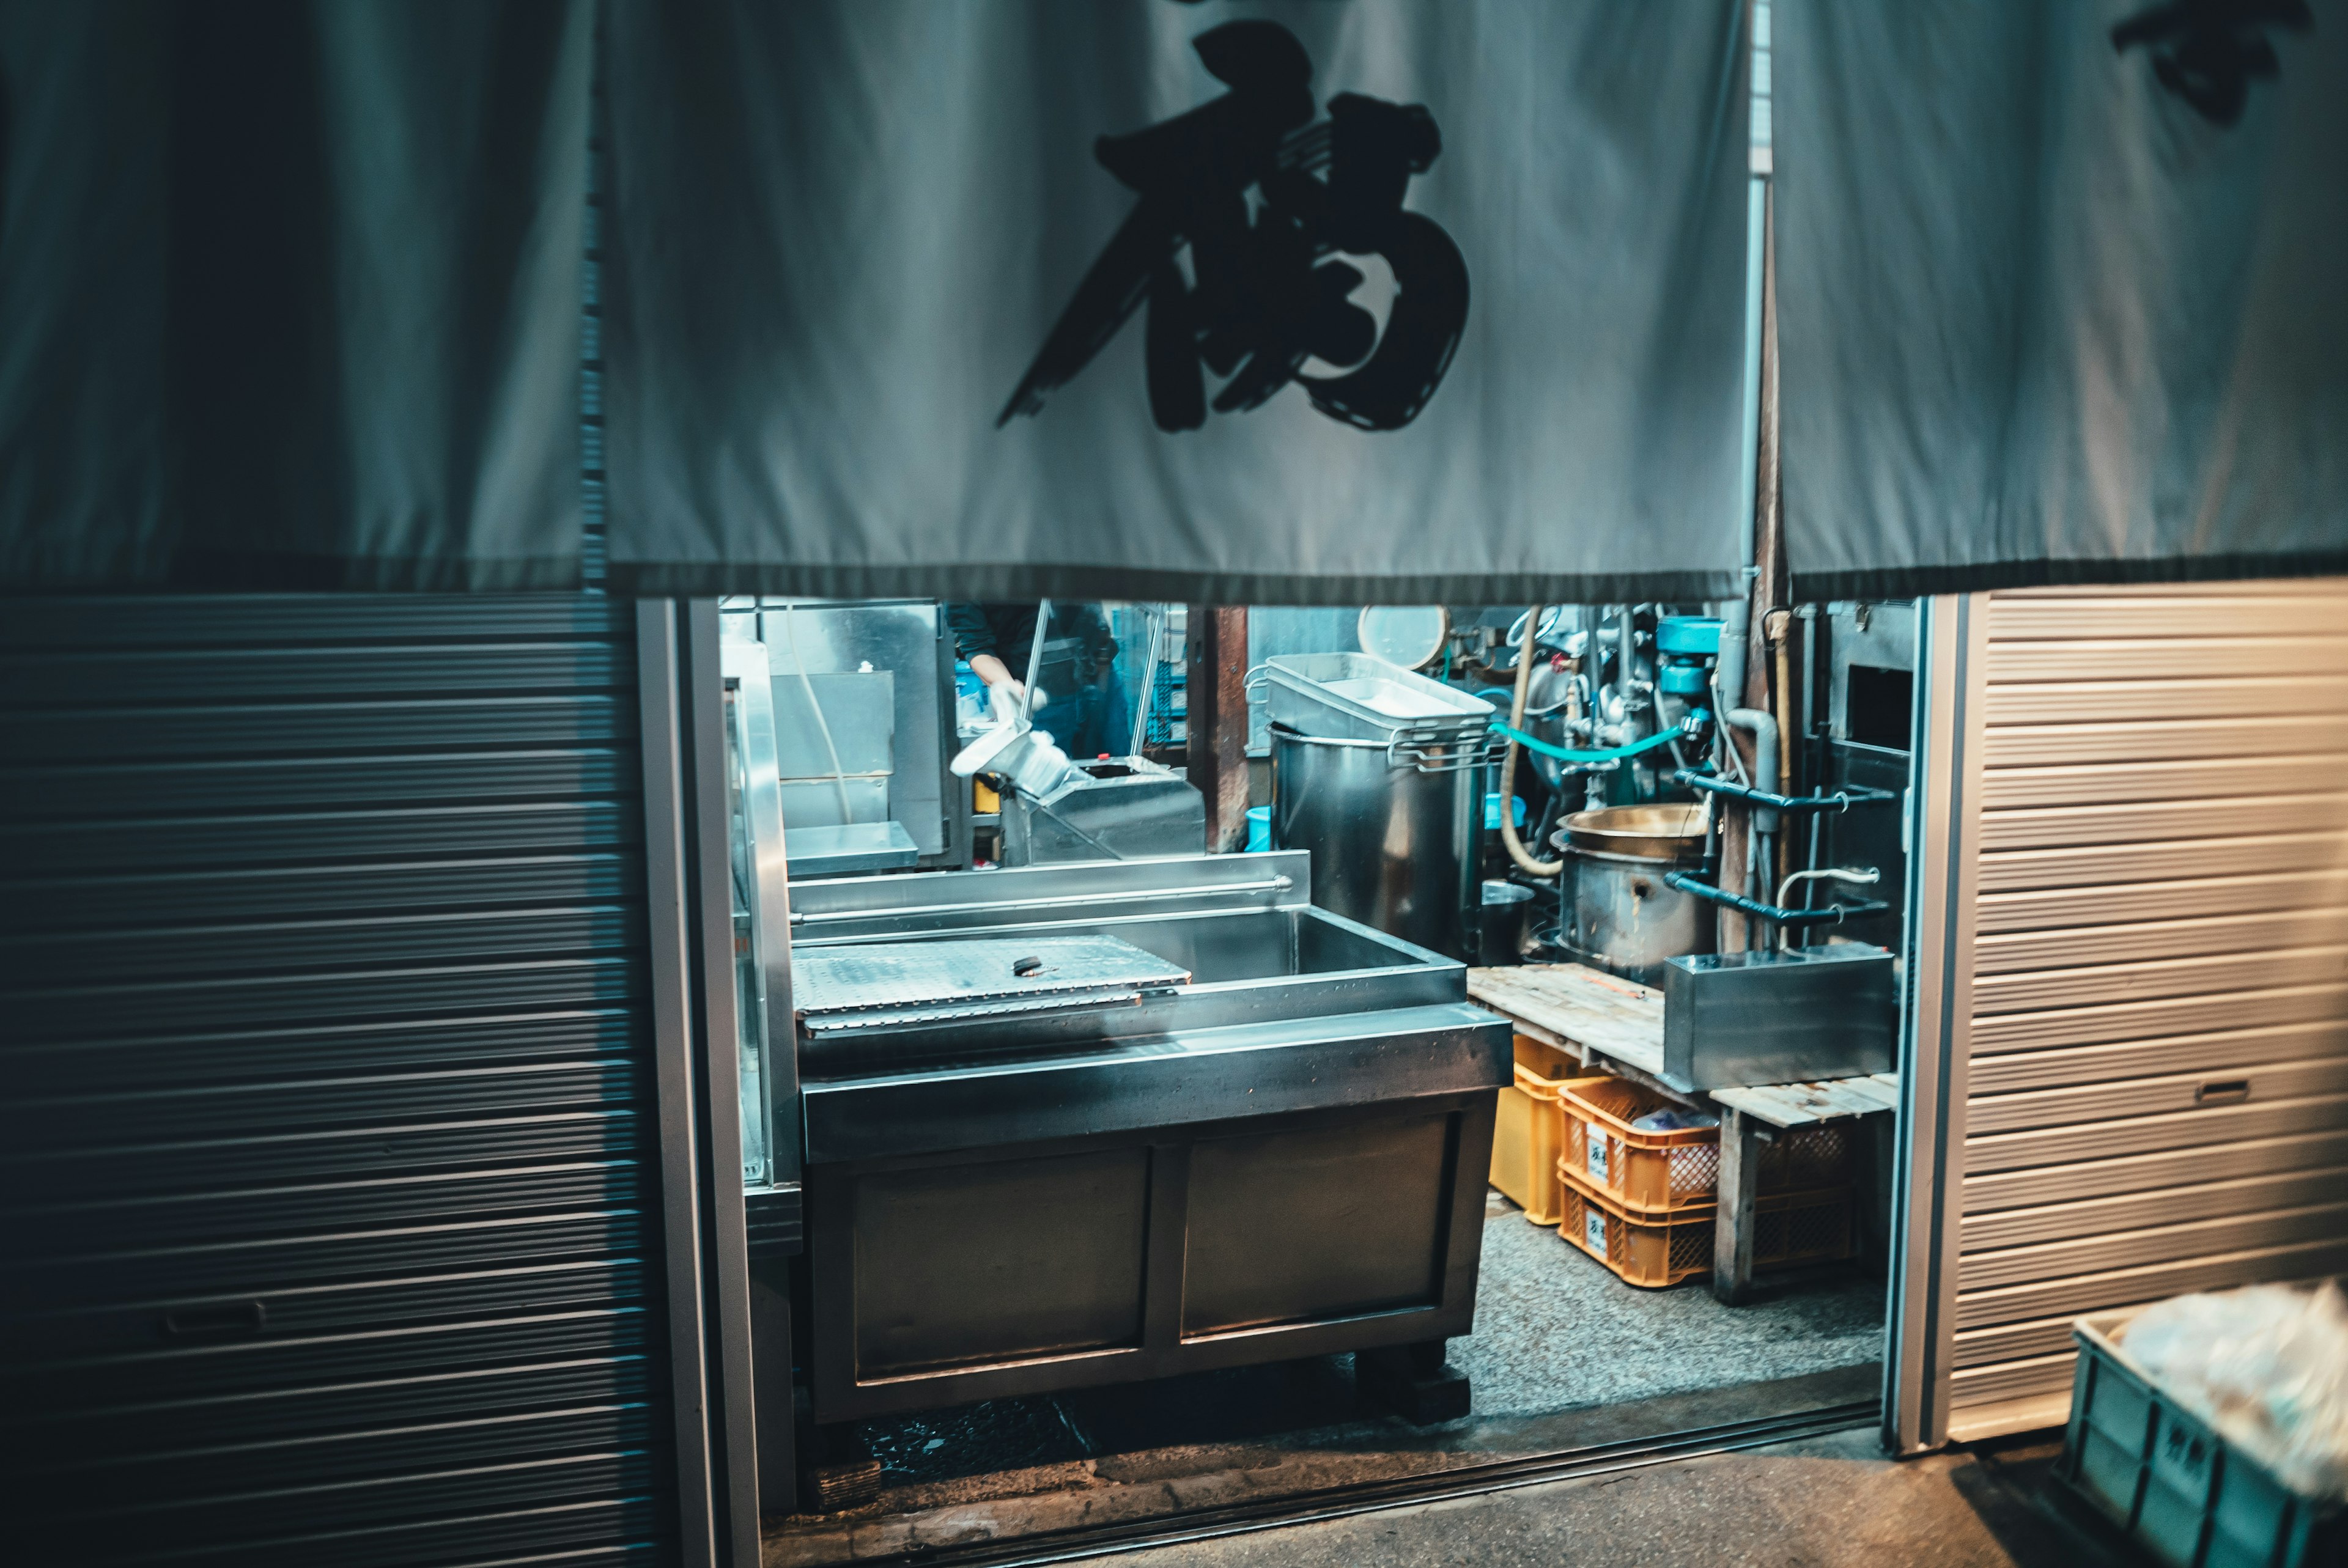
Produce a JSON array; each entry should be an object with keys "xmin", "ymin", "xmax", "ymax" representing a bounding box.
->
[
  {"xmin": 163, "ymin": 1300, "xmax": 268, "ymax": 1339},
  {"xmin": 2194, "ymin": 1080, "xmax": 2251, "ymax": 1106}
]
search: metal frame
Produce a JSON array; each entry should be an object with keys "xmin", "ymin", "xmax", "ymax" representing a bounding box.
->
[
  {"xmin": 638, "ymin": 599, "xmax": 766, "ymax": 1562},
  {"xmin": 720, "ymin": 637, "xmax": 803, "ymax": 1183},
  {"xmin": 1881, "ymin": 593, "xmax": 1987, "ymax": 1456}
]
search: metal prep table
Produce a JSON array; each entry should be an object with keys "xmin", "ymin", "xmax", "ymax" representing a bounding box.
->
[{"xmin": 781, "ymin": 853, "xmax": 1511, "ymax": 1426}]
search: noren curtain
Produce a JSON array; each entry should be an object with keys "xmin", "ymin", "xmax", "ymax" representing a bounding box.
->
[
  {"xmin": 0, "ymin": 1, "xmax": 591, "ymax": 589},
  {"xmin": 599, "ymin": 0, "xmax": 1752, "ymax": 605},
  {"xmin": 1777, "ymin": 1, "xmax": 2348, "ymax": 599}
]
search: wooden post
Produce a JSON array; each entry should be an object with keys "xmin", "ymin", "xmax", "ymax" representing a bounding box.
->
[
  {"xmin": 1186, "ymin": 605, "xmax": 1250, "ymax": 852},
  {"xmin": 1711, "ymin": 1106, "xmax": 1767, "ymax": 1305}
]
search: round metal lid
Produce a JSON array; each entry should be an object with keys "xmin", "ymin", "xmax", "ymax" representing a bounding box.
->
[{"xmin": 1356, "ymin": 605, "xmax": 1450, "ymax": 671}]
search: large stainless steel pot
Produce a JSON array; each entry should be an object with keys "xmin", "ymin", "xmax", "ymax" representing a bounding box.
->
[
  {"xmin": 1553, "ymin": 803, "xmax": 1713, "ymax": 983},
  {"xmin": 1270, "ymin": 724, "xmax": 1482, "ymax": 962}
]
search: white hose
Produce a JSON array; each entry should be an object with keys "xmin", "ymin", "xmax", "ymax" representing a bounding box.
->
[
  {"xmin": 1776, "ymin": 864, "xmax": 1880, "ymax": 909},
  {"xmin": 780, "ymin": 602, "xmax": 855, "ymax": 826},
  {"xmin": 1499, "ymin": 605, "xmax": 1565, "ymax": 878}
]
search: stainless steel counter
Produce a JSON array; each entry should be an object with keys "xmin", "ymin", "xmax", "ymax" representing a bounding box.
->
[{"xmin": 782, "ymin": 853, "xmax": 1511, "ymax": 1421}]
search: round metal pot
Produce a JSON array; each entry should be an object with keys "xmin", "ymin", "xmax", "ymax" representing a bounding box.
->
[
  {"xmin": 1270, "ymin": 726, "xmax": 1482, "ymax": 961},
  {"xmin": 1551, "ymin": 803, "xmax": 1713, "ymax": 983}
]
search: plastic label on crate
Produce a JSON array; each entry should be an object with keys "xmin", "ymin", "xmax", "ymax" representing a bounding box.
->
[
  {"xmin": 1587, "ymin": 1136, "xmax": 1609, "ymax": 1183},
  {"xmin": 1584, "ymin": 1209, "xmax": 1608, "ymax": 1259}
]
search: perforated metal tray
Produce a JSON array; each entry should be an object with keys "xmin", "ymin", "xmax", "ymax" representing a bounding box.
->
[{"xmin": 792, "ymin": 936, "xmax": 1191, "ymax": 1034}]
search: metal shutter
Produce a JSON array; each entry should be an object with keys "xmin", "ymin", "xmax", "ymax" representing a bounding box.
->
[
  {"xmin": 1940, "ymin": 582, "xmax": 2348, "ymax": 1440},
  {"xmin": 0, "ymin": 597, "xmax": 687, "ymax": 1567}
]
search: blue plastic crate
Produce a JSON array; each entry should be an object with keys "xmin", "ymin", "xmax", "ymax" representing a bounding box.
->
[{"xmin": 2057, "ymin": 1309, "xmax": 2344, "ymax": 1568}]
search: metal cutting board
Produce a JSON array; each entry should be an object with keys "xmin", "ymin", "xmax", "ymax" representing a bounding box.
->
[{"xmin": 792, "ymin": 936, "xmax": 1191, "ymax": 1033}]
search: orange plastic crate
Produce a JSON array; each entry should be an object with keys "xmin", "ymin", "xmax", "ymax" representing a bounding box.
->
[
  {"xmin": 1557, "ymin": 1075, "xmax": 1721, "ymax": 1213},
  {"xmin": 1487, "ymin": 1035, "xmax": 1595, "ymax": 1226},
  {"xmin": 1554, "ymin": 1165, "xmax": 1715, "ymax": 1287},
  {"xmin": 1558, "ymin": 1075, "xmax": 1856, "ymax": 1215},
  {"xmin": 1555, "ymin": 1161, "xmax": 1858, "ymax": 1289}
]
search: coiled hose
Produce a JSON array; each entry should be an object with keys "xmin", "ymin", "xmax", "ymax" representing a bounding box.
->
[{"xmin": 1498, "ymin": 607, "xmax": 1565, "ymax": 877}]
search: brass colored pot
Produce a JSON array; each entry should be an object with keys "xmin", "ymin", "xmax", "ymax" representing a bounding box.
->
[{"xmin": 1557, "ymin": 803, "xmax": 1708, "ymax": 863}]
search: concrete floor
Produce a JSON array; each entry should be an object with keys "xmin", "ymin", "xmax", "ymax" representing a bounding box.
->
[
  {"xmin": 1456, "ymin": 1191, "xmax": 1885, "ymax": 1416},
  {"xmin": 769, "ymin": 1199, "xmax": 1894, "ymax": 1563},
  {"xmin": 1083, "ymin": 1429, "xmax": 2092, "ymax": 1568}
]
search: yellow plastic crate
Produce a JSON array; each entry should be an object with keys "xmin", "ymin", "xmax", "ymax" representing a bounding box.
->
[{"xmin": 1487, "ymin": 1034, "xmax": 1595, "ymax": 1226}]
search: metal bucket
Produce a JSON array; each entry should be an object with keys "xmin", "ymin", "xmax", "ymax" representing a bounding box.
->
[
  {"xmin": 1552, "ymin": 804, "xmax": 1713, "ymax": 984},
  {"xmin": 1479, "ymin": 880, "xmax": 1538, "ymax": 967},
  {"xmin": 1269, "ymin": 724, "xmax": 1485, "ymax": 961}
]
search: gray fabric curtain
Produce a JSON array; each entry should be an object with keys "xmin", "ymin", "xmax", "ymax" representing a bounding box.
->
[
  {"xmin": 1778, "ymin": 1, "xmax": 2348, "ymax": 600},
  {"xmin": 0, "ymin": 1, "xmax": 591, "ymax": 590},
  {"xmin": 602, "ymin": 0, "xmax": 1749, "ymax": 605}
]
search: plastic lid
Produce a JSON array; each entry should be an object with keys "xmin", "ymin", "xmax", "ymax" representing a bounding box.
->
[{"xmin": 1356, "ymin": 605, "xmax": 1450, "ymax": 671}]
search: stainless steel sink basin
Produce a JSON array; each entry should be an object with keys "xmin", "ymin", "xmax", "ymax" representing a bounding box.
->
[{"xmin": 786, "ymin": 853, "xmax": 1471, "ymax": 1075}]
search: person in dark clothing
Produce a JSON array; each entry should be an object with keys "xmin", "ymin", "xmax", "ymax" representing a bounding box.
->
[{"xmin": 948, "ymin": 601, "xmax": 1128, "ymax": 759}]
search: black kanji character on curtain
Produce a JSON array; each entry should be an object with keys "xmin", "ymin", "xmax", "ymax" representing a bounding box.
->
[
  {"xmin": 998, "ymin": 20, "xmax": 1469, "ymax": 435},
  {"xmin": 2112, "ymin": 0, "xmax": 2314, "ymax": 126}
]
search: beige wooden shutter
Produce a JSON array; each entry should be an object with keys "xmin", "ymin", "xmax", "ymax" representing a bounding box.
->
[{"xmin": 1941, "ymin": 581, "xmax": 2348, "ymax": 1441}]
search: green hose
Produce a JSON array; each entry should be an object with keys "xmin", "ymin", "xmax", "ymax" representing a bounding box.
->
[{"xmin": 1490, "ymin": 719, "xmax": 1691, "ymax": 765}]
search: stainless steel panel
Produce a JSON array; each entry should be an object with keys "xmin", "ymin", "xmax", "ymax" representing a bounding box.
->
[
  {"xmin": 999, "ymin": 756, "xmax": 1205, "ymax": 865},
  {"xmin": 1660, "ymin": 946, "xmax": 1897, "ymax": 1091},
  {"xmin": 775, "ymin": 775, "xmax": 892, "ymax": 830},
  {"xmin": 789, "ymin": 850, "xmax": 1310, "ymax": 934},
  {"xmin": 801, "ymin": 1002, "xmax": 1509, "ymax": 1164},
  {"xmin": 741, "ymin": 598, "xmax": 960, "ymax": 863},
  {"xmin": 1271, "ymin": 726, "xmax": 1480, "ymax": 961},
  {"xmin": 783, "ymin": 820, "xmax": 921, "ymax": 876},
  {"xmin": 772, "ymin": 669, "xmax": 895, "ymax": 782}
]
